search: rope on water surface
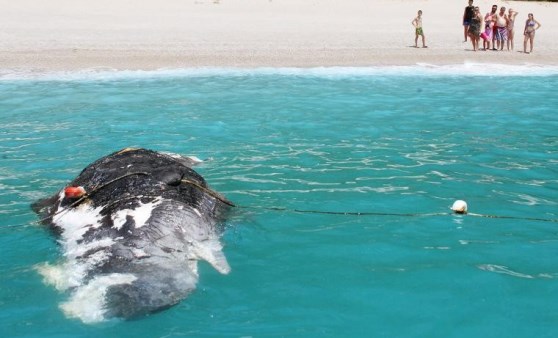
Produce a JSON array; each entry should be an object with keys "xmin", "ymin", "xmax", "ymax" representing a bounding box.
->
[
  {"xmin": 235, "ymin": 205, "xmax": 558, "ymax": 223},
  {"xmin": 181, "ymin": 179, "xmax": 236, "ymax": 207},
  {"xmin": 467, "ymin": 212, "xmax": 558, "ymax": 223},
  {"xmin": 3, "ymin": 205, "xmax": 557, "ymax": 233},
  {"xmin": 4, "ymin": 174, "xmax": 558, "ymax": 231}
]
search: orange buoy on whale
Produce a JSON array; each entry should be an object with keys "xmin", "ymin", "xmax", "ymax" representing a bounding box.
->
[{"xmin": 64, "ymin": 186, "xmax": 86, "ymax": 199}]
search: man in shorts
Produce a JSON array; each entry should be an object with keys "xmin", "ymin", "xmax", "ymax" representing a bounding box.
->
[{"xmin": 494, "ymin": 6, "xmax": 509, "ymax": 50}]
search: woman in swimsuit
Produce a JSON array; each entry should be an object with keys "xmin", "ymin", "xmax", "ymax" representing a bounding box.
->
[
  {"xmin": 507, "ymin": 9, "xmax": 518, "ymax": 51},
  {"xmin": 468, "ymin": 7, "xmax": 482, "ymax": 51},
  {"xmin": 523, "ymin": 13, "xmax": 541, "ymax": 54}
]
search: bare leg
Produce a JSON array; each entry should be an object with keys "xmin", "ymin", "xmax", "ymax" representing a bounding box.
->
[
  {"xmin": 524, "ymin": 35, "xmax": 528, "ymax": 53},
  {"xmin": 508, "ymin": 30, "xmax": 513, "ymax": 50},
  {"xmin": 530, "ymin": 37, "xmax": 534, "ymax": 53},
  {"xmin": 422, "ymin": 35, "xmax": 426, "ymax": 47},
  {"xmin": 464, "ymin": 26, "xmax": 469, "ymax": 42}
]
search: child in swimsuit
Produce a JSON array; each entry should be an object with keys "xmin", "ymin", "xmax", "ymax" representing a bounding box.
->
[
  {"xmin": 412, "ymin": 10, "xmax": 427, "ymax": 48},
  {"xmin": 483, "ymin": 11, "xmax": 495, "ymax": 50}
]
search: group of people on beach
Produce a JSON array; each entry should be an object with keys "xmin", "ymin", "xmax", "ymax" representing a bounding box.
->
[
  {"xmin": 462, "ymin": 0, "xmax": 541, "ymax": 53},
  {"xmin": 411, "ymin": 1, "xmax": 542, "ymax": 53}
]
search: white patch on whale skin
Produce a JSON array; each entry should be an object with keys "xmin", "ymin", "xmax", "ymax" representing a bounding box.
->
[
  {"xmin": 112, "ymin": 209, "xmax": 131, "ymax": 230},
  {"xmin": 60, "ymin": 273, "xmax": 137, "ymax": 324},
  {"xmin": 131, "ymin": 248, "xmax": 149, "ymax": 258},
  {"xmin": 36, "ymin": 262, "xmax": 83, "ymax": 291},
  {"xmin": 67, "ymin": 238, "xmax": 114, "ymax": 261},
  {"xmin": 43, "ymin": 195, "xmax": 119, "ymax": 291},
  {"xmin": 52, "ymin": 200, "xmax": 104, "ymax": 245},
  {"xmin": 37, "ymin": 237, "xmax": 116, "ymax": 291},
  {"xmin": 111, "ymin": 198, "xmax": 162, "ymax": 230},
  {"xmin": 192, "ymin": 208, "xmax": 202, "ymax": 218}
]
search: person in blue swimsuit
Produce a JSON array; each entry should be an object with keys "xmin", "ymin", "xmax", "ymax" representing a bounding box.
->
[{"xmin": 523, "ymin": 13, "xmax": 541, "ymax": 54}]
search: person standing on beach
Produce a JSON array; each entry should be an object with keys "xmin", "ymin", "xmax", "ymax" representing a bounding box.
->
[
  {"xmin": 523, "ymin": 13, "xmax": 541, "ymax": 54},
  {"xmin": 412, "ymin": 10, "xmax": 427, "ymax": 48},
  {"xmin": 507, "ymin": 8, "xmax": 519, "ymax": 50},
  {"xmin": 463, "ymin": 0, "xmax": 475, "ymax": 42},
  {"xmin": 483, "ymin": 5, "xmax": 497, "ymax": 50},
  {"xmin": 494, "ymin": 6, "xmax": 508, "ymax": 51},
  {"xmin": 468, "ymin": 7, "xmax": 482, "ymax": 51}
]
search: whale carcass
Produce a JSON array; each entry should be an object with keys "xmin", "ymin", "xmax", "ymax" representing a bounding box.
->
[{"xmin": 32, "ymin": 148, "xmax": 233, "ymax": 323}]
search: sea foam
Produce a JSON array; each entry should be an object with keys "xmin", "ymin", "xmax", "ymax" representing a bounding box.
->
[{"xmin": 2, "ymin": 63, "xmax": 558, "ymax": 82}]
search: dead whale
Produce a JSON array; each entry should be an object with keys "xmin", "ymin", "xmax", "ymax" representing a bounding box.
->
[{"xmin": 32, "ymin": 148, "xmax": 233, "ymax": 323}]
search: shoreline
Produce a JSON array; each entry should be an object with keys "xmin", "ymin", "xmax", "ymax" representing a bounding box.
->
[
  {"xmin": 4, "ymin": 63, "xmax": 558, "ymax": 82},
  {"xmin": 2, "ymin": 47, "xmax": 558, "ymax": 72},
  {"xmin": 2, "ymin": 0, "xmax": 557, "ymax": 72}
]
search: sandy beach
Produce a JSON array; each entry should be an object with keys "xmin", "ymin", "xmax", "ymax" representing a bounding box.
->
[{"xmin": 1, "ymin": 0, "xmax": 557, "ymax": 71}]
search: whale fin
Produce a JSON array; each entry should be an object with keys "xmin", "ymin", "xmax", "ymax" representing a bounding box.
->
[{"xmin": 191, "ymin": 239, "xmax": 230, "ymax": 274}]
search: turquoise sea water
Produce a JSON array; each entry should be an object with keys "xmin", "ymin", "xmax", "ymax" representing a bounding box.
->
[{"xmin": 1, "ymin": 66, "xmax": 558, "ymax": 337}]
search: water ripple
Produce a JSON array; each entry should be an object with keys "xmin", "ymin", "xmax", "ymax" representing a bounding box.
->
[{"xmin": 478, "ymin": 264, "xmax": 555, "ymax": 280}]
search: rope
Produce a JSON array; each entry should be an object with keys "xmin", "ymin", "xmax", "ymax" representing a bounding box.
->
[
  {"xmin": 236, "ymin": 205, "xmax": 446, "ymax": 217},
  {"xmin": 467, "ymin": 212, "xmax": 558, "ymax": 223},
  {"xmin": 35, "ymin": 173, "xmax": 235, "ymax": 224},
  {"xmin": 235, "ymin": 205, "xmax": 558, "ymax": 223},
  {"xmin": 37, "ymin": 172, "xmax": 150, "ymax": 223},
  {"xmin": 181, "ymin": 179, "xmax": 236, "ymax": 207},
  {"xmin": 3, "ymin": 204, "xmax": 557, "ymax": 233},
  {"xmin": 4, "ymin": 169, "xmax": 557, "ymax": 230}
]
